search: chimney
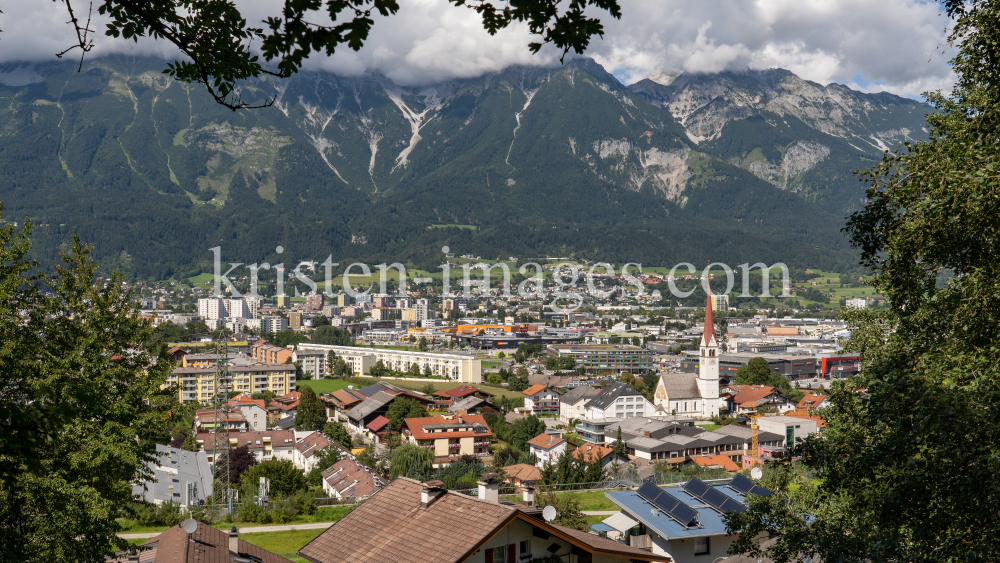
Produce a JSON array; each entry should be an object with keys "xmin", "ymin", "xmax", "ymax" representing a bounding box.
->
[
  {"xmin": 521, "ymin": 481, "xmax": 536, "ymax": 506},
  {"xmin": 228, "ymin": 526, "xmax": 239, "ymax": 554},
  {"xmin": 420, "ymin": 480, "xmax": 446, "ymax": 510},
  {"xmin": 478, "ymin": 473, "xmax": 499, "ymax": 504},
  {"xmin": 643, "ymin": 431, "xmax": 650, "ymax": 438}
]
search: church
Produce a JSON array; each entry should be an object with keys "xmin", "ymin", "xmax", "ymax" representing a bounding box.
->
[{"xmin": 653, "ymin": 294, "xmax": 724, "ymax": 418}]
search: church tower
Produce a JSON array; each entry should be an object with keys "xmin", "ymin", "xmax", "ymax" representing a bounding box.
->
[{"xmin": 698, "ymin": 293, "xmax": 721, "ymax": 415}]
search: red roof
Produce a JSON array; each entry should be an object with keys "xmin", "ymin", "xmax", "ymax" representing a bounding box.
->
[
  {"xmin": 367, "ymin": 415, "xmax": 390, "ymax": 432},
  {"xmin": 527, "ymin": 433, "xmax": 564, "ymax": 450},
  {"xmin": 572, "ymin": 443, "xmax": 614, "ymax": 463},
  {"xmin": 404, "ymin": 411, "xmax": 492, "ymax": 441},
  {"xmin": 522, "ymin": 384, "xmax": 548, "ymax": 396},
  {"xmin": 797, "ymin": 393, "xmax": 827, "ymax": 409},
  {"xmin": 730, "ymin": 385, "xmax": 778, "ymax": 406},
  {"xmin": 690, "ymin": 454, "xmax": 740, "ymax": 471},
  {"xmin": 703, "ymin": 293, "xmax": 716, "ymax": 346}
]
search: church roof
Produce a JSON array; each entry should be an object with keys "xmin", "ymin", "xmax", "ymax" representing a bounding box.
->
[
  {"xmin": 657, "ymin": 372, "xmax": 702, "ymax": 401},
  {"xmin": 702, "ymin": 293, "xmax": 717, "ymax": 347}
]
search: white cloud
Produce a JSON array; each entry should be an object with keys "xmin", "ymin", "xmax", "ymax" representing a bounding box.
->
[{"xmin": 0, "ymin": 0, "xmax": 955, "ymax": 96}]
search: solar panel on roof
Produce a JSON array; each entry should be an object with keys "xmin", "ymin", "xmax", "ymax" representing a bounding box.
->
[
  {"xmin": 682, "ymin": 477, "xmax": 710, "ymax": 498},
  {"xmin": 720, "ymin": 497, "xmax": 747, "ymax": 513},
  {"xmin": 729, "ymin": 474, "xmax": 754, "ymax": 494},
  {"xmin": 701, "ymin": 487, "xmax": 729, "ymax": 508},
  {"xmin": 667, "ymin": 499, "xmax": 699, "ymax": 527},
  {"xmin": 748, "ymin": 485, "xmax": 773, "ymax": 497},
  {"xmin": 651, "ymin": 490, "xmax": 680, "ymax": 513},
  {"xmin": 637, "ymin": 481, "xmax": 662, "ymax": 503}
]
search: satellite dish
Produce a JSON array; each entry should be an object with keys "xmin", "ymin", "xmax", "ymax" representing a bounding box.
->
[
  {"xmin": 542, "ymin": 505, "xmax": 557, "ymax": 522},
  {"xmin": 750, "ymin": 467, "xmax": 763, "ymax": 480},
  {"xmin": 182, "ymin": 518, "xmax": 198, "ymax": 535}
]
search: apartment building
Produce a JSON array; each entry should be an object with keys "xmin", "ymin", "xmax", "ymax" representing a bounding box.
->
[
  {"xmin": 295, "ymin": 343, "xmax": 482, "ymax": 382},
  {"xmin": 251, "ymin": 341, "xmax": 294, "ymax": 364},
  {"xmin": 293, "ymin": 349, "xmax": 328, "ymax": 379},
  {"xmin": 548, "ymin": 344, "xmax": 653, "ymax": 374},
  {"xmin": 403, "ymin": 411, "xmax": 492, "ymax": 464},
  {"xmin": 166, "ymin": 364, "xmax": 296, "ymax": 404},
  {"xmin": 197, "ymin": 430, "xmax": 296, "ymax": 464}
]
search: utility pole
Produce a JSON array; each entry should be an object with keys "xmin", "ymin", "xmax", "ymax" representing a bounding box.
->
[{"xmin": 211, "ymin": 328, "xmax": 232, "ymax": 513}]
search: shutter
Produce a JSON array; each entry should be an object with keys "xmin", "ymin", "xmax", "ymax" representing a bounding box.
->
[
  {"xmin": 508, "ymin": 544, "xmax": 515, "ymax": 563},
  {"xmin": 485, "ymin": 548, "xmax": 493, "ymax": 563}
]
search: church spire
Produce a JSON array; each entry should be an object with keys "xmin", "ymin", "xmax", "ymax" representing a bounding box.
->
[{"xmin": 702, "ymin": 293, "xmax": 717, "ymax": 347}]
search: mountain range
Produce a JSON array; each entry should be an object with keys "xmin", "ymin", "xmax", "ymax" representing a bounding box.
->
[{"xmin": 0, "ymin": 57, "xmax": 932, "ymax": 279}]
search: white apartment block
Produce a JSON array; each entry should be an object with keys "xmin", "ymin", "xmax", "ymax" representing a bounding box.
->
[
  {"xmin": 415, "ymin": 299, "xmax": 430, "ymax": 321},
  {"xmin": 295, "ymin": 343, "xmax": 481, "ymax": 383}
]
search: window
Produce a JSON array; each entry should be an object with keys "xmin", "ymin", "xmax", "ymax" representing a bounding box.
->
[
  {"xmin": 694, "ymin": 537, "xmax": 710, "ymax": 555},
  {"xmin": 519, "ymin": 541, "xmax": 531, "ymax": 559}
]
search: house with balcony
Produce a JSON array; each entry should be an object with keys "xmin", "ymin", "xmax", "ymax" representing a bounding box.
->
[
  {"xmin": 196, "ymin": 430, "xmax": 296, "ymax": 464},
  {"xmin": 521, "ymin": 384, "xmax": 560, "ymax": 415},
  {"xmin": 527, "ymin": 433, "xmax": 566, "ymax": 468},
  {"xmin": 559, "ymin": 385, "xmax": 599, "ymax": 422},
  {"xmin": 584, "ymin": 381, "xmax": 656, "ymax": 420},
  {"xmin": 403, "ymin": 411, "xmax": 492, "ymax": 466}
]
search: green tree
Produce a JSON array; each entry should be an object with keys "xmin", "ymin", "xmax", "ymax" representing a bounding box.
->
[
  {"xmin": 326, "ymin": 350, "xmax": 337, "ymax": 378},
  {"xmin": 611, "ymin": 427, "xmax": 626, "ymax": 458},
  {"xmin": 322, "ymin": 421, "xmax": 354, "ymax": 449},
  {"xmin": 294, "ymin": 385, "xmax": 327, "ymax": 431},
  {"xmin": 240, "ymin": 459, "xmax": 307, "ymax": 495},
  {"xmin": 181, "ymin": 434, "xmax": 200, "ymax": 452},
  {"xmin": 407, "ymin": 363, "xmax": 421, "ymax": 377},
  {"xmin": 486, "ymin": 372, "xmax": 503, "ymax": 385},
  {"xmin": 272, "ymin": 329, "xmax": 309, "ymax": 348},
  {"xmin": 0, "ymin": 225, "xmax": 173, "ymax": 563},
  {"xmin": 423, "ymin": 364, "xmax": 433, "ymax": 377},
  {"xmin": 388, "ymin": 443, "xmax": 434, "ymax": 479},
  {"xmin": 418, "ymin": 336, "xmax": 429, "ymax": 352},
  {"xmin": 306, "ymin": 445, "xmax": 343, "ymax": 486},
  {"xmin": 727, "ymin": 4, "xmax": 1000, "ymax": 561},
  {"xmin": 535, "ymin": 492, "xmax": 589, "ymax": 531},
  {"xmin": 511, "ymin": 416, "xmax": 546, "ymax": 452},
  {"xmin": 369, "ymin": 360, "xmax": 389, "ymax": 378},
  {"xmin": 385, "ymin": 398, "xmax": 428, "ymax": 431},
  {"xmin": 312, "ymin": 325, "xmax": 353, "ymax": 346}
]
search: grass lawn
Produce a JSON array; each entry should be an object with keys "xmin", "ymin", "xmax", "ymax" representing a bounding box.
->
[
  {"xmin": 696, "ymin": 424, "xmax": 723, "ymax": 431},
  {"xmin": 299, "ymin": 379, "xmax": 353, "ymax": 395},
  {"xmin": 553, "ymin": 490, "xmax": 617, "ymax": 512},
  {"xmin": 585, "ymin": 515, "xmax": 606, "ymax": 525},
  {"xmin": 187, "ymin": 273, "xmax": 215, "ymax": 286},
  {"xmin": 242, "ymin": 528, "xmax": 325, "ymax": 563},
  {"xmin": 119, "ymin": 506, "xmax": 355, "ymax": 535}
]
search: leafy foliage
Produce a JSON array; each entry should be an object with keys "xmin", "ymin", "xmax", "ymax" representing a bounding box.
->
[
  {"xmin": 388, "ymin": 443, "xmax": 435, "ymax": 479},
  {"xmin": 385, "ymin": 398, "xmax": 428, "ymax": 431},
  {"xmin": 0, "ymin": 218, "xmax": 173, "ymax": 562},
  {"xmin": 323, "ymin": 421, "xmax": 355, "ymax": 448},
  {"xmin": 240, "ymin": 459, "xmax": 307, "ymax": 495},
  {"xmin": 215, "ymin": 445, "xmax": 258, "ymax": 486},
  {"xmin": 726, "ymin": 3, "xmax": 1000, "ymax": 561},
  {"xmin": 294, "ymin": 385, "xmax": 327, "ymax": 431}
]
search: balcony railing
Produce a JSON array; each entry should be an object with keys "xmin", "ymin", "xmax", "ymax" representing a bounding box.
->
[
  {"xmin": 473, "ymin": 441, "xmax": 489, "ymax": 447},
  {"xmin": 448, "ymin": 443, "xmax": 461, "ymax": 449}
]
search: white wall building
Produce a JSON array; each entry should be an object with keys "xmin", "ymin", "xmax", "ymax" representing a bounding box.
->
[{"xmin": 295, "ymin": 343, "xmax": 481, "ymax": 382}]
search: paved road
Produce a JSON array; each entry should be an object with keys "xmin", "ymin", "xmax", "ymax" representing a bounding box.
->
[
  {"xmin": 582, "ymin": 511, "xmax": 618, "ymax": 516},
  {"xmin": 118, "ymin": 521, "xmax": 335, "ymax": 540}
]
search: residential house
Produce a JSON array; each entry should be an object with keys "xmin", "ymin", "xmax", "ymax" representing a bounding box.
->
[
  {"xmin": 197, "ymin": 430, "xmax": 296, "ymax": 464},
  {"xmin": 433, "ymin": 385, "xmax": 495, "ymax": 402},
  {"xmin": 757, "ymin": 415, "xmax": 820, "ymax": 448},
  {"xmin": 194, "ymin": 408, "xmax": 249, "ymax": 432},
  {"xmin": 521, "ymin": 384, "xmax": 560, "ymax": 415},
  {"xmin": 293, "ymin": 431, "xmax": 350, "ymax": 472},
  {"xmin": 269, "ymin": 391, "xmax": 302, "ymax": 419},
  {"xmin": 344, "ymin": 386, "xmax": 436, "ymax": 435},
  {"xmin": 558, "ymin": 385, "xmax": 599, "ymax": 422},
  {"xmin": 298, "ymin": 476, "xmax": 668, "ymax": 563},
  {"xmin": 503, "ymin": 463, "xmax": 541, "ymax": 487},
  {"xmin": 584, "ymin": 381, "xmax": 656, "ymax": 420},
  {"xmin": 448, "ymin": 395, "xmax": 495, "ymax": 415},
  {"xmin": 132, "ymin": 444, "xmax": 213, "ymax": 510},
  {"xmin": 723, "ymin": 385, "xmax": 794, "ymax": 414},
  {"xmin": 601, "ymin": 477, "xmax": 772, "ymax": 563},
  {"xmin": 527, "ymin": 433, "xmax": 566, "ymax": 468},
  {"xmin": 112, "ymin": 520, "xmax": 293, "ymax": 563},
  {"xmin": 571, "ymin": 443, "xmax": 628, "ymax": 469},
  {"xmin": 403, "ymin": 411, "xmax": 492, "ymax": 466},
  {"xmin": 293, "ymin": 348, "xmax": 329, "ymax": 379},
  {"xmin": 321, "ymin": 458, "xmax": 387, "ymax": 500},
  {"xmin": 605, "ymin": 418, "xmax": 783, "ymax": 466},
  {"xmin": 797, "ymin": 392, "xmax": 828, "ymax": 411},
  {"xmin": 228, "ymin": 394, "xmax": 268, "ymax": 431}
]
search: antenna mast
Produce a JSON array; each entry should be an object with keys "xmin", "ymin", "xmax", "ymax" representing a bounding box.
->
[{"xmin": 211, "ymin": 327, "xmax": 232, "ymax": 513}]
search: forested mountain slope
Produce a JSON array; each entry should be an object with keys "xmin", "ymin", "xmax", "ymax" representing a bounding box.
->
[{"xmin": 0, "ymin": 58, "xmax": 931, "ymax": 278}]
